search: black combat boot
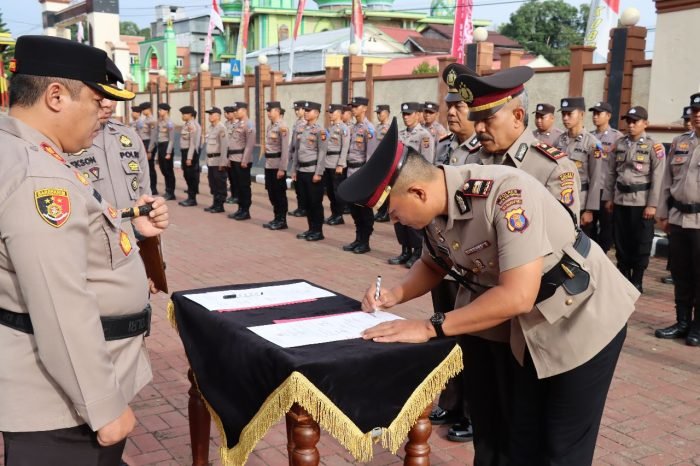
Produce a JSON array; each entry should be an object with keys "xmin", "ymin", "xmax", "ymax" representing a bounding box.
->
[
  {"xmin": 388, "ymin": 246, "xmax": 411, "ymax": 265},
  {"xmin": 686, "ymin": 314, "xmax": 700, "ymax": 346},
  {"xmin": 655, "ymin": 308, "xmax": 691, "ymax": 339},
  {"xmin": 405, "ymin": 247, "xmax": 423, "ymax": 268}
]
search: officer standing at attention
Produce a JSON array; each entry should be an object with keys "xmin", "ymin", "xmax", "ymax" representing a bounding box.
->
[
  {"xmin": 223, "ymin": 106, "xmax": 239, "ymax": 205},
  {"xmin": 262, "ymin": 101, "xmax": 290, "ymax": 230},
  {"xmin": 603, "ymin": 106, "xmax": 665, "ymax": 292},
  {"xmin": 323, "ymin": 103, "xmax": 350, "ymax": 226},
  {"xmin": 136, "ymin": 102, "xmax": 158, "ymax": 194},
  {"xmin": 178, "ymin": 105, "xmax": 202, "ymax": 207},
  {"xmin": 532, "ymin": 103, "xmax": 564, "ymax": 146},
  {"xmin": 338, "ymin": 119, "xmax": 638, "ymax": 466},
  {"xmin": 0, "ymin": 35, "xmax": 169, "ymax": 465},
  {"xmin": 129, "ymin": 104, "xmax": 142, "ymax": 132},
  {"xmin": 589, "ymin": 101, "xmax": 623, "ymax": 253},
  {"xmin": 289, "ymin": 100, "xmax": 309, "ymax": 218},
  {"xmin": 343, "ymin": 96, "xmax": 377, "ymax": 254},
  {"xmin": 292, "ymin": 101, "xmax": 328, "ymax": 241},
  {"xmin": 149, "ymin": 103, "xmax": 176, "ymax": 200},
  {"xmin": 435, "ymin": 69, "xmax": 481, "ymax": 166},
  {"xmin": 203, "ymin": 107, "xmax": 229, "ymax": 213},
  {"xmin": 423, "ymin": 101, "xmax": 448, "ymax": 152},
  {"xmin": 555, "ymin": 97, "xmax": 605, "ymax": 232},
  {"xmin": 655, "ymin": 93, "xmax": 700, "ymax": 346},
  {"xmin": 341, "ymin": 104, "xmax": 354, "ymax": 126},
  {"xmin": 227, "ymin": 102, "xmax": 256, "ymax": 221},
  {"xmin": 374, "ymin": 104, "xmax": 392, "ymax": 222}
]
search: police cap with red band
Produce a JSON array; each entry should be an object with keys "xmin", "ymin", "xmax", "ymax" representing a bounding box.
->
[{"xmin": 452, "ymin": 65, "xmax": 534, "ymax": 120}]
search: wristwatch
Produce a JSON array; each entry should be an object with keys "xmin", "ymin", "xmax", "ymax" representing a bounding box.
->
[{"xmin": 430, "ymin": 312, "xmax": 446, "ymax": 338}]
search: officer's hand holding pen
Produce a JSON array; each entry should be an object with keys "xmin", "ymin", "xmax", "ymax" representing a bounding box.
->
[{"xmin": 362, "ymin": 279, "xmax": 400, "ymax": 313}]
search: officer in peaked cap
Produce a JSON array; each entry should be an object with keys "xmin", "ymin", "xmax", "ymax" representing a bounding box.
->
[
  {"xmin": 448, "ymin": 64, "xmax": 584, "ymax": 463},
  {"xmin": 262, "ymin": 101, "xmax": 290, "ymax": 229},
  {"xmin": 150, "ymin": 102, "xmax": 177, "ymax": 200},
  {"xmin": 222, "ymin": 105, "xmax": 239, "ymax": 204},
  {"xmin": 289, "ymin": 100, "xmax": 309, "ymax": 217},
  {"xmin": 178, "ymin": 105, "xmax": 202, "ymax": 206},
  {"xmin": 532, "ymin": 103, "xmax": 564, "ymax": 146},
  {"xmin": 136, "ymin": 102, "xmax": 159, "ymax": 194},
  {"xmin": 1, "ymin": 35, "xmax": 169, "ymax": 465},
  {"xmin": 423, "ymin": 100, "xmax": 448, "ymax": 151},
  {"xmin": 339, "ymin": 118, "xmax": 638, "ymax": 466},
  {"xmin": 324, "ymin": 103, "xmax": 350, "ymax": 226},
  {"xmin": 375, "ymin": 104, "xmax": 392, "ymax": 142}
]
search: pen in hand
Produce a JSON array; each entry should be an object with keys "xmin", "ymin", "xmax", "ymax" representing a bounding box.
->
[{"xmin": 373, "ymin": 275, "xmax": 382, "ymax": 315}]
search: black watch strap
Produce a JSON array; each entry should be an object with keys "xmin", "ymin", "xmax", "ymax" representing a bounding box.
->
[{"xmin": 430, "ymin": 312, "xmax": 446, "ymax": 338}]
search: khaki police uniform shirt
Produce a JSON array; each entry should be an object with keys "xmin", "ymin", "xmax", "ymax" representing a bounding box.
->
[
  {"xmin": 67, "ymin": 120, "xmax": 151, "ymax": 208},
  {"xmin": 555, "ymin": 130, "xmax": 605, "ymax": 211},
  {"xmin": 347, "ymin": 117, "xmax": 378, "ymax": 177},
  {"xmin": 436, "ymin": 133, "xmax": 481, "ymax": 166},
  {"xmin": 400, "ymin": 124, "xmax": 435, "ymax": 164},
  {"xmin": 180, "ymin": 119, "xmax": 202, "ymax": 162},
  {"xmin": 603, "ymin": 133, "xmax": 666, "ymax": 207},
  {"xmin": 150, "ymin": 117, "xmax": 175, "ymax": 154},
  {"xmin": 533, "ymin": 127, "xmax": 564, "ymax": 146},
  {"xmin": 591, "ymin": 126, "xmax": 624, "ymax": 158},
  {"xmin": 291, "ymin": 123, "xmax": 328, "ymax": 177},
  {"xmin": 324, "ymin": 121, "xmax": 350, "ymax": 169},
  {"xmin": 425, "ymin": 121, "xmax": 448, "ymax": 152},
  {"xmin": 0, "ymin": 116, "xmax": 151, "ymax": 431},
  {"xmin": 375, "ymin": 121, "xmax": 390, "ymax": 142},
  {"xmin": 264, "ymin": 120, "xmax": 290, "ymax": 170},
  {"xmin": 472, "ymin": 130, "xmax": 582, "ymax": 222},
  {"xmin": 137, "ymin": 114, "xmax": 156, "ymax": 143},
  {"xmin": 205, "ymin": 121, "xmax": 229, "ymax": 168},
  {"xmin": 423, "ymin": 163, "xmax": 638, "ymax": 378},
  {"xmin": 229, "ymin": 119, "xmax": 256, "ymax": 164},
  {"xmin": 289, "ymin": 118, "xmax": 307, "ymax": 169},
  {"xmin": 657, "ymin": 131, "xmax": 700, "ymax": 228}
]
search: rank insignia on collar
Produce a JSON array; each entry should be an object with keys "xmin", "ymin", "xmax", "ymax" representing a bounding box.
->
[
  {"xmin": 505, "ymin": 207, "xmax": 529, "ymax": 233},
  {"xmin": 454, "ymin": 191, "xmax": 470, "ymax": 214},
  {"xmin": 40, "ymin": 142, "xmax": 67, "ymax": 164},
  {"xmin": 532, "ymin": 142, "xmax": 565, "ymax": 160},
  {"xmin": 119, "ymin": 230, "xmax": 132, "ymax": 256},
  {"xmin": 35, "ymin": 188, "xmax": 71, "ymax": 228},
  {"xmin": 461, "ymin": 179, "xmax": 493, "ymax": 197},
  {"xmin": 128, "ymin": 160, "xmax": 139, "ymax": 172},
  {"xmin": 89, "ymin": 167, "xmax": 100, "ymax": 179},
  {"xmin": 119, "ymin": 135, "xmax": 133, "ymax": 147},
  {"xmin": 514, "ymin": 143, "xmax": 528, "ymax": 162}
]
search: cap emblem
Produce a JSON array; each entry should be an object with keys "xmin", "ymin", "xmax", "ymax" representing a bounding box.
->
[
  {"xmin": 629, "ymin": 108, "xmax": 636, "ymax": 114},
  {"xmin": 447, "ymin": 69, "xmax": 457, "ymax": 87},
  {"xmin": 562, "ymin": 100, "xmax": 569, "ymax": 107},
  {"xmin": 537, "ymin": 105, "xmax": 543, "ymax": 111},
  {"xmin": 458, "ymin": 83, "xmax": 473, "ymax": 104}
]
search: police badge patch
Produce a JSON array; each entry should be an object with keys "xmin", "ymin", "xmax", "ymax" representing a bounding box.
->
[
  {"xmin": 35, "ymin": 188, "xmax": 71, "ymax": 228},
  {"xmin": 505, "ymin": 208, "xmax": 529, "ymax": 233}
]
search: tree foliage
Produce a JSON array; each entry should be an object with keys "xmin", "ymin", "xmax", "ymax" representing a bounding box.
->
[
  {"xmin": 412, "ymin": 61, "xmax": 438, "ymax": 75},
  {"xmin": 120, "ymin": 21, "xmax": 151, "ymax": 39},
  {"xmin": 499, "ymin": 0, "xmax": 590, "ymax": 66}
]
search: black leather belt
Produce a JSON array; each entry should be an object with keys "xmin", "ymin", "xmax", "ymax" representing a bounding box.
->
[
  {"xmin": 228, "ymin": 149, "xmax": 244, "ymax": 155},
  {"xmin": 0, "ymin": 305, "xmax": 152, "ymax": 341},
  {"xmin": 298, "ymin": 161, "xmax": 317, "ymax": 168},
  {"xmin": 327, "ymin": 151, "xmax": 341, "ymax": 156},
  {"xmin": 580, "ymin": 182, "xmax": 589, "ymax": 192},
  {"xmin": 347, "ymin": 161, "xmax": 365, "ymax": 168},
  {"xmin": 207, "ymin": 153, "xmax": 221, "ymax": 158},
  {"xmin": 616, "ymin": 181, "xmax": 651, "ymax": 193},
  {"xmin": 536, "ymin": 232, "xmax": 591, "ymax": 303},
  {"xmin": 670, "ymin": 197, "xmax": 700, "ymax": 214},
  {"xmin": 265, "ymin": 152, "xmax": 281, "ymax": 158}
]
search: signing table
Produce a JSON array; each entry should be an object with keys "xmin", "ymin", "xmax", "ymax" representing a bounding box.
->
[{"xmin": 168, "ymin": 280, "xmax": 463, "ymax": 466}]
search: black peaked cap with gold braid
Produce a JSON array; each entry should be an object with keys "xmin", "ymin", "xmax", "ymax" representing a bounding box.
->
[
  {"xmin": 11, "ymin": 35, "xmax": 135, "ymax": 101},
  {"xmin": 443, "ymin": 63, "xmax": 478, "ymax": 103},
  {"xmin": 337, "ymin": 118, "xmax": 407, "ymax": 211},
  {"xmin": 452, "ymin": 65, "xmax": 534, "ymax": 120}
]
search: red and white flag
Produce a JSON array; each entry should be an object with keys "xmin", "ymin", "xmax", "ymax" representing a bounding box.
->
[
  {"xmin": 241, "ymin": 0, "xmax": 251, "ymax": 49},
  {"xmin": 584, "ymin": 0, "xmax": 620, "ymax": 63},
  {"xmin": 451, "ymin": 0, "xmax": 473, "ymax": 64},
  {"xmin": 210, "ymin": 0, "xmax": 224, "ymax": 32},
  {"xmin": 76, "ymin": 21, "xmax": 85, "ymax": 43},
  {"xmin": 351, "ymin": 0, "xmax": 364, "ymax": 48},
  {"xmin": 293, "ymin": 0, "xmax": 307, "ymax": 40}
]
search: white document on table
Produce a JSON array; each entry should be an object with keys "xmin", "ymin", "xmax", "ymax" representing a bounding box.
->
[
  {"xmin": 248, "ymin": 311, "xmax": 404, "ymax": 348},
  {"xmin": 183, "ymin": 282, "xmax": 335, "ymax": 311}
]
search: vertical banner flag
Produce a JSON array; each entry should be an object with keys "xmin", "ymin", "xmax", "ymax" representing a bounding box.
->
[
  {"xmin": 239, "ymin": 0, "xmax": 251, "ymax": 78},
  {"xmin": 77, "ymin": 21, "xmax": 85, "ymax": 43},
  {"xmin": 204, "ymin": 0, "xmax": 225, "ymax": 68},
  {"xmin": 287, "ymin": 0, "xmax": 307, "ymax": 81},
  {"xmin": 351, "ymin": 0, "xmax": 364, "ymax": 54},
  {"xmin": 585, "ymin": 0, "xmax": 620, "ymax": 63},
  {"xmin": 451, "ymin": 0, "xmax": 473, "ymax": 64}
]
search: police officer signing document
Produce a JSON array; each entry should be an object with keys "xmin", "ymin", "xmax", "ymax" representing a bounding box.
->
[
  {"xmin": 0, "ymin": 36, "xmax": 169, "ymax": 465},
  {"xmin": 339, "ymin": 66, "xmax": 640, "ymax": 466}
]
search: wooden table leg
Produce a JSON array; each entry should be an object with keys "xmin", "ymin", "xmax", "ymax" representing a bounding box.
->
[
  {"xmin": 188, "ymin": 368, "xmax": 212, "ymax": 466},
  {"xmin": 404, "ymin": 403, "xmax": 432, "ymax": 466},
  {"xmin": 286, "ymin": 403, "xmax": 320, "ymax": 466}
]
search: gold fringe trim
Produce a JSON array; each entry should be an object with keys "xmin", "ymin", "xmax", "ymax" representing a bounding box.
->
[
  {"xmin": 166, "ymin": 300, "xmax": 178, "ymax": 333},
  {"xmin": 213, "ymin": 343, "xmax": 464, "ymax": 465}
]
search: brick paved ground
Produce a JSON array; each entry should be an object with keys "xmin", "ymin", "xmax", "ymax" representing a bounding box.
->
[{"xmin": 2, "ymin": 171, "xmax": 699, "ymax": 465}]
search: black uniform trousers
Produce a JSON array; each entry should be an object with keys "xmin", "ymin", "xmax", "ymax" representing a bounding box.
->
[
  {"xmin": 144, "ymin": 139, "xmax": 158, "ymax": 194},
  {"xmin": 297, "ymin": 171, "xmax": 325, "ymax": 233},
  {"xmin": 232, "ymin": 161, "xmax": 252, "ymax": 210},
  {"xmin": 227, "ymin": 165, "xmax": 238, "ymax": 200},
  {"xmin": 156, "ymin": 141, "xmax": 175, "ymax": 196},
  {"xmin": 612, "ymin": 204, "xmax": 654, "ymax": 278},
  {"xmin": 508, "ymin": 325, "xmax": 626, "ymax": 466},
  {"xmin": 207, "ymin": 159, "xmax": 228, "ymax": 206},
  {"xmin": 394, "ymin": 223, "xmax": 423, "ymax": 249},
  {"xmin": 265, "ymin": 168, "xmax": 288, "ymax": 219},
  {"xmin": 3, "ymin": 424, "xmax": 126, "ymax": 466},
  {"xmin": 323, "ymin": 168, "xmax": 346, "ymax": 218},
  {"xmin": 181, "ymin": 149, "xmax": 200, "ymax": 198},
  {"xmin": 293, "ymin": 180, "xmax": 307, "ymax": 212},
  {"xmin": 582, "ymin": 198, "xmax": 614, "ymax": 253},
  {"xmin": 350, "ymin": 205, "xmax": 374, "ymax": 243},
  {"xmin": 669, "ymin": 225, "xmax": 700, "ymax": 319}
]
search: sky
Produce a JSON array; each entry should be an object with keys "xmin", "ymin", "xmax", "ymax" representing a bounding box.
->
[{"xmin": 3, "ymin": 0, "xmax": 656, "ymax": 53}]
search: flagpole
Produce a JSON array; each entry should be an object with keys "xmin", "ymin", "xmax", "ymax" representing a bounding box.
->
[{"xmin": 286, "ymin": 36, "xmax": 295, "ymax": 82}]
